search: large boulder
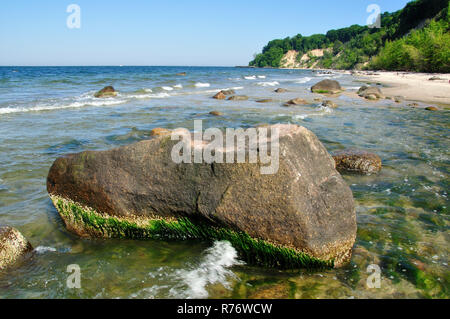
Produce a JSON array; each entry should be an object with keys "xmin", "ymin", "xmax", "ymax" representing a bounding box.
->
[
  {"xmin": 47, "ymin": 124, "xmax": 356, "ymax": 269},
  {"xmin": 0, "ymin": 226, "xmax": 33, "ymax": 270},
  {"xmin": 311, "ymin": 80, "xmax": 342, "ymax": 94},
  {"xmin": 94, "ymin": 86, "xmax": 117, "ymax": 98},
  {"xmin": 333, "ymin": 149, "xmax": 382, "ymax": 175}
]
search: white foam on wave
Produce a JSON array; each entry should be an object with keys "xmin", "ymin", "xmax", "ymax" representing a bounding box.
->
[
  {"xmin": 169, "ymin": 241, "xmax": 243, "ymax": 299},
  {"xmin": 0, "ymin": 98, "xmax": 126, "ymax": 115},
  {"xmin": 244, "ymin": 76, "xmax": 256, "ymax": 80},
  {"xmin": 257, "ymin": 81, "xmax": 279, "ymax": 87},
  {"xmin": 134, "ymin": 241, "xmax": 243, "ymax": 299},
  {"xmin": 257, "ymin": 75, "xmax": 266, "ymax": 79},
  {"xmin": 144, "ymin": 88, "xmax": 153, "ymax": 93},
  {"xmin": 195, "ymin": 82, "xmax": 210, "ymax": 88},
  {"xmin": 293, "ymin": 114, "xmax": 309, "ymax": 120},
  {"xmin": 295, "ymin": 77, "xmax": 312, "ymax": 84},
  {"xmin": 174, "ymin": 84, "xmax": 183, "ymax": 89},
  {"xmin": 345, "ymin": 86, "xmax": 361, "ymax": 90},
  {"xmin": 162, "ymin": 86, "xmax": 174, "ymax": 91}
]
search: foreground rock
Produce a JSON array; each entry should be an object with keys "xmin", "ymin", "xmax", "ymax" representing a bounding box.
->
[
  {"xmin": 94, "ymin": 86, "xmax": 118, "ymax": 98},
  {"xmin": 47, "ymin": 124, "xmax": 356, "ymax": 269},
  {"xmin": 358, "ymin": 86, "xmax": 384, "ymax": 100},
  {"xmin": 333, "ymin": 149, "xmax": 382, "ymax": 175},
  {"xmin": 311, "ymin": 80, "xmax": 342, "ymax": 94},
  {"xmin": 0, "ymin": 226, "xmax": 33, "ymax": 270}
]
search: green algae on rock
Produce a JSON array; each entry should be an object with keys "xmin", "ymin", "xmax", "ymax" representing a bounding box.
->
[
  {"xmin": 51, "ymin": 195, "xmax": 333, "ymax": 269},
  {"xmin": 0, "ymin": 226, "xmax": 33, "ymax": 271},
  {"xmin": 47, "ymin": 124, "xmax": 356, "ymax": 269}
]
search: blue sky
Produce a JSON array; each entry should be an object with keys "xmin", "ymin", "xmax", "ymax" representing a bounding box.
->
[{"xmin": 0, "ymin": 0, "xmax": 411, "ymax": 66}]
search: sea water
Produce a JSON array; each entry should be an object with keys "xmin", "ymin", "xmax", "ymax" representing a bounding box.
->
[{"xmin": 0, "ymin": 66, "xmax": 448, "ymax": 298}]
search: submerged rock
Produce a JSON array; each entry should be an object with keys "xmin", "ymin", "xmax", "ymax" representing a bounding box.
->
[
  {"xmin": 394, "ymin": 96, "xmax": 403, "ymax": 103},
  {"xmin": 150, "ymin": 128, "xmax": 171, "ymax": 137},
  {"xmin": 209, "ymin": 111, "xmax": 223, "ymax": 116},
  {"xmin": 176, "ymin": 72, "xmax": 187, "ymax": 76},
  {"xmin": 425, "ymin": 106, "xmax": 438, "ymax": 111},
  {"xmin": 94, "ymin": 86, "xmax": 118, "ymax": 98},
  {"xmin": 284, "ymin": 98, "xmax": 308, "ymax": 106},
  {"xmin": 47, "ymin": 124, "xmax": 356, "ymax": 269},
  {"xmin": 274, "ymin": 88, "xmax": 288, "ymax": 93},
  {"xmin": 322, "ymin": 100, "xmax": 338, "ymax": 108},
  {"xmin": 221, "ymin": 89, "xmax": 236, "ymax": 96},
  {"xmin": 358, "ymin": 86, "xmax": 384, "ymax": 100},
  {"xmin": 228, "ymin": 95, "xmax": 249, "ymax": 101},
  {"xmin": 256, "ymin": 99, "xmax": 273, "ymax": 103},
  {"xmin": 333, "ymin": 149, "xmax": 382, "ymax": 175},
  {"xmin": 0, "ymin": 226, "xmax": 33, "ymax": 270},
  {"xmin": 311, "ymin": 80, "xmax": 342, "ymax": 94}
]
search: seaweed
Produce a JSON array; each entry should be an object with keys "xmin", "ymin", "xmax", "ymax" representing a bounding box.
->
[{"xmin": 53, "ymin": 196, "xmax": 333, "ymax": 269}]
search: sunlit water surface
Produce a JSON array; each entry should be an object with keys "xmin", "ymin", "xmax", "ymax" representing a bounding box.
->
[{"xmin": 0, "ymin": 66, "xmax": 448, "ymax": 299}]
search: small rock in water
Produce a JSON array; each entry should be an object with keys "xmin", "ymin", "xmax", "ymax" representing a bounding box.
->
[
  {"xmin": 311, "ymin": 80, "xmax": 343, "ymax": 94},
  {"xmin": 213, "ymin": 92, "xmax": 226, "ymax": 100},
  {"xmin": 333, "ymin": 149, "xmax": 382, "ymax": 175},
  {"xmin": 425, "ymin": 106, "xmax": 438, "ymax": 111},
  {"xmin": 176, "ymin": 72, "xmax": 187, "ymax": 76},
  {"xmin": 0, "ymin": 226, "xmax": 33, "ymax": 270},
  {"xmin": 209, "ymin": 111, "xmax": 223, "ymax": 116},
  {"xmin": 94, "ymin": 86, "xmax": 118, "ymax": 98},
  {"xmin": 228, "ymin": 95, "xmax": 249, "ymax": 101},
  {"xmin": 284, "ymin": 98, "xmax": 308, "ymax": 106},
  {"xmin": 221, "ymin": 89, "xmax": 236, "ymax": 96},
  {"xmin": 274, "ymin": 88, "xmax": 288, "ymax": 93},
  {"xmin": 322, "ymin": 100, "xmax": 338, "ymax": 108},
  {"xmin": 256, "ymin": 99, "xmax": 273, "ymax": 103},
  {"xmin": 358, "ymin": 86, "xmax": 384, "ymax": 100}
]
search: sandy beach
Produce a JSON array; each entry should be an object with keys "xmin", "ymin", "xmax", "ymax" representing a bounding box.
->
[{"xmin": 354, "ymin": 71, "xmax": 450, "ymax": 106}]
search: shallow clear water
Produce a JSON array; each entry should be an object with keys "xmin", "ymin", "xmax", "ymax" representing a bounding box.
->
[{"xmin": 0, "ymin": 66, "xmax": 448, "ymax": 299}]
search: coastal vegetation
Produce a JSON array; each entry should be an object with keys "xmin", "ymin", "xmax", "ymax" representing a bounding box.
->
[{"xmin": 249, "ymin": 0, "xmax": 450, "ymax": 72}]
